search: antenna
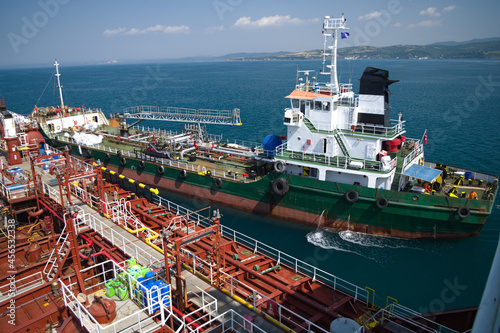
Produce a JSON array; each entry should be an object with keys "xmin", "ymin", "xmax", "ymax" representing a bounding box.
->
[
  {"xmin": 321, "ymin": 13, "xmax": 348, "ymax": 94},
  {"xmin": 54, "ymin": 59, "xmax": 64, "ymax": 108}
]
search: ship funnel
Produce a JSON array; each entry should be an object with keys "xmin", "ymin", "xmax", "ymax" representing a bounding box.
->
[{"xmin": 357, "ymin": 67, "xmax": 399, "ymax": 127}]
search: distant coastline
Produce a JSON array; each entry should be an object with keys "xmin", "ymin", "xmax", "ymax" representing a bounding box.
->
[{"xmin": 226, "ymin": 38, "xmax": 500, "ymax": 61}]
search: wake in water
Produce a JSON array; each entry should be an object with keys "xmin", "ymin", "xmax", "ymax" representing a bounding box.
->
[{"xmin": 306, "ymin": 227, "xmax": 426, "ymax": 263}]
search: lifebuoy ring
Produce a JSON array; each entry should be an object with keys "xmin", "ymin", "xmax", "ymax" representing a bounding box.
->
[
  {"xmin": 376, "ymin": 197, "xmax": 388, "ymax": 209},
  {"xmin": 56, "ymin": 125, "xmax": 61, "ymax": 130},
  {"xmin": 274, "ymin": 160, "xmax": 286, "ymax": 173},
  {"xmin": 105, "ymin": 153, "xmax": 110, "ymax": 160},
  {"xmin": 157, "ymin": 165, "xmax": 165, "ymax": 174},
  {"xmin": 272, "ymin": 178, "xmax": 289, "ymax": 196},
  {"xmin": 74, "ymin": 120, "xmax": 77, "ymax": 125},
  {"xmin": 87, "ymin": 120, "xmax": 90, "ymax": 124},
  {"xmin": 120, "ymin": 157, "xmax": 126, "ymax": 166},
  {"xmin": 179, "ymin": 169, "xmax": 187, "ymax": 179},
  {"xmin": 456, "ymin": 206, "xmax": 470, "ymax": 219},
  {"xmin": 214, "ymin": 178, "xmax": 223, "ymax": 188},
  {"xmin": 138, "ymin": 160, "xmax": 145, "ymax": 169},
  {"xmin": 345, "ymin": 189, "xmax": 359, "ymax": 203}
]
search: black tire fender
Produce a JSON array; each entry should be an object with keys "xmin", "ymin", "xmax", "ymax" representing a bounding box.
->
[
  {"xmin": 179, "ymin": 169, "xmax": 187, "ymax": 179},
  {"xmin": 138, "ymin": 160, "xmax": 145, "ymax": 169},
  {"xmin": 272, "ymin": 178, "xmax": 289, "ymax": 196},
  {"xmin": 457, "ymin": 206, "xmax": 470, "ymax": 219},
  {"xmin": 376, "ymin": 197, "xmax": 389, "ymax": 209},
  {"xmin": 345, "ymin": 189, "xmax": 359, "ymax": 203},
  {"xmin": 274, "ymin": 160, "xmax": 286, "ymax": 173},
  {"xmin": 120, "ymin": 157, "xmax": 126, "ymax": 166},
  {"xmin": 214, "ymin": 178, "xmax": 223, "ymax": 188},
  {"xmin": 157, "ymin": 165, "xmax": 165, "ymax": 174},
  {"xmin": 105, "ymin": 153, "xmax": 111, "ymax": 160}
]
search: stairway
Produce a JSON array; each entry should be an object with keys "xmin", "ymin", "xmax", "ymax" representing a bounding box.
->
[
  {"xmin": 333, "ymin": 130, "xmax": 350, "ymax": 158},
  {"xmin": 43, "ymin": 232, "xmax": 70, "ymax": 280}
]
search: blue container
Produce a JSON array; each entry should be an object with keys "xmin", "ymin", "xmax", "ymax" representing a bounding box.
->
[{"xmin": 464, "ymin": 171, "xmax": 472, "ymax": 180}]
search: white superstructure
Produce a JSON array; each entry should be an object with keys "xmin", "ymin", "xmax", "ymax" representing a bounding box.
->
[{"xmin": 275, "ymin": 14, "xmax": 424, "ymax": 190}]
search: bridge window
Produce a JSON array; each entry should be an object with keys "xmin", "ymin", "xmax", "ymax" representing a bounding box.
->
[
  {"xmin": 323, "ymin": 102, "xmax": 331, "ymax": 111},
  {"xmin": 291, "ymin": 99, "xmax": 299, "ymax": 108},
  {"xmin": 314, "ymin": 101, "xmax": 322, "ymax": 110}
]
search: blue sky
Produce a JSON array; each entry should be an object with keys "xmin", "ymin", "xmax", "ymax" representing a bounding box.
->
[{"xmin": 1, "ymin": 0, "xmax": 499, "ymax": 67}]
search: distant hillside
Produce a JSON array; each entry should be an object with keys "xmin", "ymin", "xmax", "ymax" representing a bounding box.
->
[{"xmin": 226, "ymin": 39, "xmax": 500, "ymax": 61}]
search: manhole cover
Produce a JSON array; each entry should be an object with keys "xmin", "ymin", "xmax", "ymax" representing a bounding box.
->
[
  {"xmin": 291, "ymin": 275, "xmax": 304, "ymax": 282},
  {"xmin": 239, "ymin": 249, "xmax": 252, "ymax": 256}
]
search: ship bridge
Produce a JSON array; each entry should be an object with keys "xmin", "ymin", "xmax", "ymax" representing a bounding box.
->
[{"xmin": 123, "ymin": 105, "xmax": 242, "ymax": 126}]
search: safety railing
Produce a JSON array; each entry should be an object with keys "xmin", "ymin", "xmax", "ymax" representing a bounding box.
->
[
  {"xmin": 402, "ymin": 139, "xmax": 424, "ymax": 172},
  {"xmin": 60, "ymin": 260, "xmax": 170, "ymax": 333},
  {"xmin": 218, "ymin": 224, "xmax": 368, "ymax": 303},
  {"xmin": 374, "ymin": 303, "xmax": 461, "ymax": 333},
  {"xmin": 0, "ymin": 271, "xmax": 44, "ymax": 300},
  {"xmin": 273, "ymin": 142, "xmax": 397, "ymax": 173},
  {"xmin": 194, "ymin": 309, "xmax": 268, "ymax": 333},
  {"xmin": 80, "ymin": 213, "xmax": 164, "ymax": 267}
]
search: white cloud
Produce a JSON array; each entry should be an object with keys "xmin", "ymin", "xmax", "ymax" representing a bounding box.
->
[
  {"xmin": 392, "ymin": 22, "xmax": 402, "ymax": 27},
  {"xmin": 419, "ymin": 7, "xmax": 441, "ymax": 17},
  {"xmin": 358, "ymin": 11, "xmax": 382, "ymax": 21},
  {"xmin": 103, "ymin": 27, "xmax": 126, "ymax": 37},
  {"xmin": 205, "ymin": 25, "xmax": 225, "ymax": 34},
  {"xmin": 407, "ymin": 20, "xmax": 443, "ymax": 29},
  {"xmin": 103, "ymin": 25, "xmax": 190, "ymax": 37},
  {"xmin": 443, "ymin": 5, "xmax": 456, "ymax": 12},
  {"xmin": 233, "ymin": 15, "xmax": 318, "ymax": 28}
]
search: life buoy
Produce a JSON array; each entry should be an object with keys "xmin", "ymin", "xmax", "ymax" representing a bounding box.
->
[
  {"xmin": 214, "ymin": 178, "xmax": 223, "ymax": 188},
  {"xmin": 120, "ymin": 157, "xmax": 126, "ymax": 166},
  {"xmin": 456, "ymin": 206, "xmax": 470, "ymax": 219},
  {"xmin": 274, "ymin": 160, "xmax": 286, "ymax": 173},
  {"xmin": 105, "ymin": 153, "xmax": 110, "ymax": 160},
  {"xmin": 56, "ymin": 125, "xmax": 61, "ymax": 130},
  {"xmin": 345, "ymin": 189, "xmax": 359, "ymax": 203},
  {"xmin": 272, "ymin": 178, "xmax": 289, "ymax": 196},
  {"xmin": 74, "ymin": 120, "xmax": 77, "ymax": 125},
  {"xmin": 179, "ymin": 169, "xmax": 187, "ymax": 179},
  {"xmin": 375, "ymin": 197, "xmax": 388, "ymax": 209},
  {"xmin": 87, "ymin": 120, "xmax": 90, "ymax": 124},
  {"xmin": 138, "ymin": 160, "xmax": 145, "ymax": 169},
  {"xmin": 157, "ymin": 165, "xmax": 165, "ymax": 174}
]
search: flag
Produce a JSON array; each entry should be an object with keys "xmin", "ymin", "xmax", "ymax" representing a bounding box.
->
[
  {"xmin": 423, "ymin": 130, "xmax": 427, "ymax": 145},
  {"xmin": 341, "ymin": 32, "xmax": 350, "ymax": 39}
]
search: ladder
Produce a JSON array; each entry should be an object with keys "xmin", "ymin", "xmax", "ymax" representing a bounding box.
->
[
  {"xmin": 43, "ymin": 231, "xmax": 70, "ymax": 280},
  {"xmin": 334, "ymin": 129, "xmax": 350, "ymax": 158}
]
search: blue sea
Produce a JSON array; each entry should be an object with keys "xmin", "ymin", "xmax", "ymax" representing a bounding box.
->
[{"xmin": 1, "ymin": 59, "xmax": 499, "ymax": 312}]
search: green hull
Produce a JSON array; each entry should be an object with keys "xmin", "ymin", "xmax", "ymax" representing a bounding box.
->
[{"xmin": 52, "ymin": 140, "xmax": 497, "ymax": 239}]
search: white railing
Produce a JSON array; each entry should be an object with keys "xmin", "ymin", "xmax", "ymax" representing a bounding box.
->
[
  {"xmin": 194, "ymin": 309, "xmax": 268, "ymax": 333},
  {"xmin": 80, "ymin": 213, "xmax": 163, "ymax": 267},
  {"xmin": 60, "ymin": 260, "xmax": 170, "ymax": 333},
  {"xmin": 402, "ymin": 139, "xmax": 424, "ymax": 172},
  {"xmin": 274, "ymin": 142, "xmax": 397, "ymax": 173},
  {"xmin": 218, "ymin": 270, "xmax": 329, "ymax": 333},
  {"xmin": 0, "ymin": 271, "xmax": 44, "ymax": 298},
  {"xmin": 378, "ymin": 303, "xmax": 461, "ymax": 333},
  {"xmin": 218, "ymin": 224, "xmax": 368, "ymax": 303}
]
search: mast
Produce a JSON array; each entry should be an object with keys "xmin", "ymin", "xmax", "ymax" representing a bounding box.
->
[
  {"xmin": 54, "ymin": 59, "xmax": 64, "ymax": 108},
  {"xmin": 321, "ymin": 14, "xmax": 348, "ymax": 94}
]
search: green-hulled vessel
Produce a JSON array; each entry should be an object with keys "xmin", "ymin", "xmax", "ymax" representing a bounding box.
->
[{"xmin": 33, "ymin": 15, "xmax": 498, "ymax": 238}]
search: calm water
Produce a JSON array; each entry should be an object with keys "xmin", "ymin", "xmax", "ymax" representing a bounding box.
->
[{"xmin": 1, "ymin": 59, "xmax": 499, "ymax": 312}]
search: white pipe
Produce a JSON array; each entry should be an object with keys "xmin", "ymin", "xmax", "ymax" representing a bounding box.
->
[{"xmin": 180, "ymin": 147, "xmax": 196, "ymax": 159}]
